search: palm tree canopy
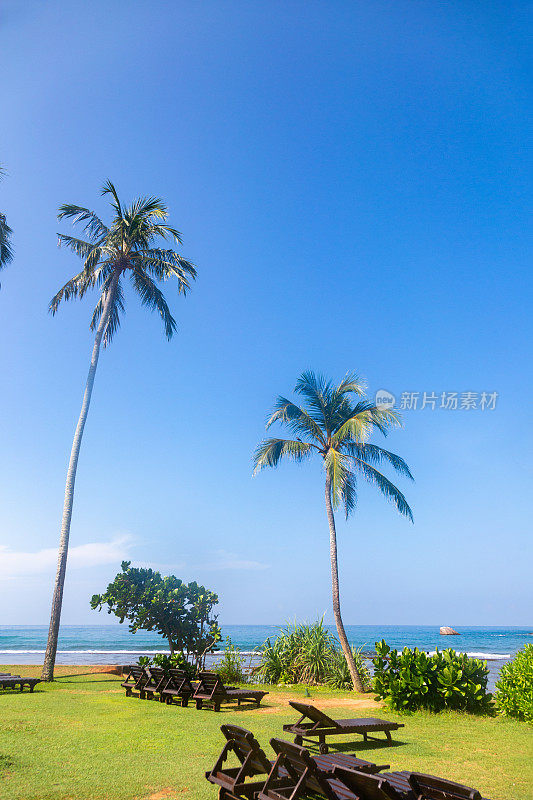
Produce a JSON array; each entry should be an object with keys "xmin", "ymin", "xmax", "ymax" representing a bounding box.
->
[
  {"xmin": 253, "ymin": 370, "xmax": 414, "ymax": 521},
  {"xmin": 0, "ymin": 165, "xmax": 14, "ymax": 274},
  {"xmin": 50, "ymin": 180, "xmax": 196, "ymax": 344}
]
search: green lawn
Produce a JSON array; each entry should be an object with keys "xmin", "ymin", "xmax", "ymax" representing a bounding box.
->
[{"xmin": 0, "ymin": 666, "xmax": 531, "ymax": 800}]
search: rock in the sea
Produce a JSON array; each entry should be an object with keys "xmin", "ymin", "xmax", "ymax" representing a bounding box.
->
[{"xmin": 440, "ymin": 626, "xmax": 460, "ymax": 635}]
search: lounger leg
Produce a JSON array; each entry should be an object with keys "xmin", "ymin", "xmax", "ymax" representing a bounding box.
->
[
  {"xmin": 319, "ymin": 734, "xmax": 328, "ymax": 755},
  {"xmin": 196, "ymin": 699, "xmax": 203, "ymax": 710},
  {"xmin": 182, "ymin": 698, "xmax": 189, "ymax": 707},
  {"xmin": 214, "ymin": 702, "xmax": 220, "ymax": 712},
  {"xmin": 385, "ymin": 730, "xmax": 392, "ymax": 743},
  {"xmin": 363, "ymin": 732, "xmax": 368, "ymax": 742},
  {"xmin": 294, "ymin": 736, "xmax": 302, "ymax": 746}
]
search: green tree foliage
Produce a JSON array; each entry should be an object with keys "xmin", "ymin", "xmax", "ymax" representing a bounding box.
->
[
  {"xmin": 494, "ymin": 644, "xmax": 533, "ymax": 723},
  {"xmin": 373, "ymin": 640, "xmax": 492, "ymax": 713},
  {"xmin": 214, "ymin": 637, "xmax": 246, "ymax": 684},
  {"xmin": 91, "ymin": 561, "xmax": 221, "ymax": 668}
]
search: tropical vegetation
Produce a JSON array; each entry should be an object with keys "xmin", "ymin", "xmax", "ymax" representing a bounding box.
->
[
  {"xmin": 252, "ymin": 620, "xmax": 372, "ymax": 691},
  {"xmin": 42, "ymin": 182, "xmax": 196, "ymax": 681},
  {"xmin": 373, "ymin": 639, "xmax": 493, "ymax": 713},
  {"xmin": 494, "ymin": 643, "xmax": 533, "ymax": 723},
  {"xmin": 91, "ymin": 561, "xmax": 221, "ymax": 669},
  {"xmin": 253, "ymin": 371, "xmax": 413, "ymax": 691}
]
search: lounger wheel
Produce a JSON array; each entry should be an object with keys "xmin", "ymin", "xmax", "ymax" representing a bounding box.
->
[
  {"xmin": 319, "ymin": 743, "xmax": 328, "ymax": 755},
  {"xmin": 294, "ymin": 735, "xmax": 302, "ymax": 746}
]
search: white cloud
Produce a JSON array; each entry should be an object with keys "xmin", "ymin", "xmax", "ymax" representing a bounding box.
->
[
  {"xmin": 206, "ymin": 549, "xmax": 269, "ymax": 571},
  {"xmin": 0, "ymin": 535, "xmax": 133, "ymax": 579}
]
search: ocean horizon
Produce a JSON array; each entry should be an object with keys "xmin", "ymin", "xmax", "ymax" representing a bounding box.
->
[{"xmin": 1, "ymin": 624, "xmax": 528, "ymax": 690}]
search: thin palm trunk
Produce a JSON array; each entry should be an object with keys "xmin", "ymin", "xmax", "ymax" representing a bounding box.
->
[
  {"xmin": 324, "ymin": 475, "xmax": 364, "ymax": 692},
  {"xmin": 42, "ymin": 270, "xmax": 120, "ymax": 681}
]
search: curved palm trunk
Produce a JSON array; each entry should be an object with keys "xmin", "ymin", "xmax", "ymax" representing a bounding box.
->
[
  {"xmin": 42, "ymin": 270, "xmax": 120, "ymax": 681},
  {"xmin": 324, "ymin": 475, "xmax": 364, "ymax": 693}
]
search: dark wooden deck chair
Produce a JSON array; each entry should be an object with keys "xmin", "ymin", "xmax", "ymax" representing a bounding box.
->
[
  {"xmin": 120, "ymin": 665, "xmax": 148, "ymax": 698},
  {"xmin": 408, "ymin": 773, "xmax": 483, "ymax": 800},
  {"xmin": 205, "ymin": 726, "xmax": 388, "ymax": 800},
  {"xmin": 160, "ymin": 668, "xmax": 196, "ymax": 707},
  {"xmin": 194, "ymin": 671, "xmax": 268, "ymax": 712},
  {"xmin": 257, "ymin": 738, "xmax": 360, "ymax": 800},
  {"xmin": 333, "ymin": 766, "xmax": 406, "ymax": 800},
  {"xmin": 0, "ymin": 676, "xmax": 40, "ymax": 692},
  {"xmin": 283, "ymin": 701, "xmax": 405, "ymax": 754},
  {"xmin": 206, "ymin": 725, "xmax": 275, "ymax": 799},
  {"xmin": 143, "ymin": 666, "xmax": 169, "ymax": 700}
]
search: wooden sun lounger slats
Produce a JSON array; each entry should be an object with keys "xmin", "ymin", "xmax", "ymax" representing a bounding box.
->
[
  {"xmin": 283, "ymin": 701, "xmax": 404, "ymax": 753},
  {"xmin": 194, "ymin": 671, "xmax": 268, "ymax": 712},
  {"xmin": 120, "ymin": 665, "xmax": 149, "ymax": 698},
  {"xmin": 205, "ymin": 725, "xmax": 388, "ymax": 800}
]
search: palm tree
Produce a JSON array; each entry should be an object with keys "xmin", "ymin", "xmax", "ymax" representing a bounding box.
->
[
  {"xmin": 0, "ymin": 165, "xmax": 13, "ymax": 278},
  {"xmin": 42, "ymin": 181, "xmax": 196, "ymax": 681},
  {"xmin": 253, "ymin": 371, "xmax": 413, "ymax": 692}
]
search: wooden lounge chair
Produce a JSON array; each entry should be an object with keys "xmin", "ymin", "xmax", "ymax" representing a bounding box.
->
[
  {"xmin": 206, "ymin": 726, "xmax": 389, "ymax": 800},
  {"xmin": 120, "ymin": 665, "xmax": 149, "ymax": 698},
  {"xmin": 257, "ymin": 738, "xmax": 362, "ymax": 800},
  {"xmin": 194, "ymin": 671, "xmax": 268, "ymax": 712},
  {"xmin": 283, "ymin": 701, "xmax": 405, "ymax": 754},
  {"xmin": 143, "ymin": 666, "xmax": 169, "ymax": 701},
  {"xmin": 0, "ymin": 676, "xmax": 40, "ymax": 693},
  {"xmin": 408, "ymin": 772, "xmax": 484, "ymax": 800},
  {"xmin": 333, "ymin": 766, "xmax": 406, "ymax": 800},
  {"xmin": 161, "ymin": 668, "xmax": 196, "ymax": 707}
]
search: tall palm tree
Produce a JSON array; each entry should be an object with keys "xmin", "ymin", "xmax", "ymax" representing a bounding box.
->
[
  {"xmin": 253, "ymin": 371, "xmax": 413, "ymax": 692},
  {"xmin": 0, "ymin": 165, "xmax": 14, "ymax": 278},
  {"xmin": 42, "ymin": 181, "xmax": 196, "ymax": 681}
]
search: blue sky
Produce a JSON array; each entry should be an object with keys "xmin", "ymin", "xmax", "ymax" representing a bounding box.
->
[{"xmin": 1, "ymin": 1, "xmax": 531, "ymax": 628}]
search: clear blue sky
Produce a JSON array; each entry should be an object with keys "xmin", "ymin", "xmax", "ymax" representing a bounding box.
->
[{"xmin": 1, "ymin": 1, "xmax": 531, "ymax": 627}]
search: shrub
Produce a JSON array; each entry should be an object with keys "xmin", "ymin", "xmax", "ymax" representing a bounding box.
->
[
  {"xmin": 214, "ymin": 637, "xmax": 246, "ymax": 684},
  {"xmin": 326, "ymin": 646, "xmax": 372, "ymax": 692},
  {"xmin": 494, "ymin": 644, "xmax": 533, "ymax": 723},
  {"xmin": 373, "ymin": 639, "xmax": 492, "ymax": 713},
  {"xmin": 253, "ymin": 619, "xmax": 370, "ymax": 690}
]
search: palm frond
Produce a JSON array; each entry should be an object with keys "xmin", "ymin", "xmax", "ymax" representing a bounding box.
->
[
  {"xmin": 253, "ymin": 438, "xmax": 314, "ymax": 474},
  {"xmin": 294, "ymin": 370, "xmax": 333, "ymax": 429},
  {"xmin": 323, "ymin": 448, "xmax": 351, "ymax": 510},
  {"xmin": 57, "ymin": 205, "xmax": 109, "ymax": 240},
  {"xmin": 138, "ymin": 249, "xmax": 197, "ymax": 292},
  {"xmin": 354, "ymin": 460, "xmax": 414, "ymax": 521},
  {"xmin": 100, "ymin": 180, "xmax": 123, "ymax": 218},
  {"xmin": 345, "ymin": 442, "xmax": 414, "ymax": 480},
  {"xmin": 49, "ymin": 268, "xmax": 96, "ymax": 314},
  {"xmin": 130, "ymin": 269, "xmax": 177, "ymax": 339},
  {"xmin": 266, "ymin": 397, "xmax": 326, "ymax": 445},
  {"xmin": 89, "ymin": 276, "xmax": 125, "ymax": 346},
  {"xmin": 342, "ymin": 469, "xmax": 358, "ymax": 518},
  {"xmin": 0, "ymin": 213, "xmax": 13, "ymax": 270}
]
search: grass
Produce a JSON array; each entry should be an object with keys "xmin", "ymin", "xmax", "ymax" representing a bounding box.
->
[{"xmin": 0, "ymin": 665, "xmax": 531, "ymax": 800}]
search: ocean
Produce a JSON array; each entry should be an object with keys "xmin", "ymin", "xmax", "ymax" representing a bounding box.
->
[{"xmin": 0, "ymin": 624, "xmax": 528, "ymax": 689}]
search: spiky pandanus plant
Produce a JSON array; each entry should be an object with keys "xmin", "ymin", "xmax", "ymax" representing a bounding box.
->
[
  {"xmin": 0, "ymin": 165, "xmax": 13, "ymax": 278},
  {"xmin": 253, "ymin": 371, "xmax": 413, "ymax": 692},
  {"xmin": 42, "ymin": 181, "xmax": 196, "ymax": 681}
]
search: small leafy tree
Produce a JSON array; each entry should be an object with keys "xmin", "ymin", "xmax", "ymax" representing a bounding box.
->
[{"xmin": 91, "ymin": 561, "xmax": 221, "ymax": 668}]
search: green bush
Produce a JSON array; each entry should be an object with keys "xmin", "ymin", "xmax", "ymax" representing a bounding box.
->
[
  {"xmin": 253, "ymin": 619, "xmax": 370, "ymax": 690},
  {"xmin": 373, "ymin": 639, "xmax": 492, "ymax": 713},
  {"xmin": 326, "ymin": 646, "xmax": 372, "ymax": 691},
  {"xmin": 214, "ymin": 637, "xmax": 246, "ymax": 684},
  {"xmin": 494, "ymin": 644, "xmax": 533, "ymax": 723}
]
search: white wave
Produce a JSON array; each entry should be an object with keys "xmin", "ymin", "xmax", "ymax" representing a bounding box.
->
[
  {"xmin": 425, "ymin": 650, "xmax": 510, "ymax": 660},
  {"xmin": 0, "ymin": 649, "xmax": 258, "ymax": 655}
]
